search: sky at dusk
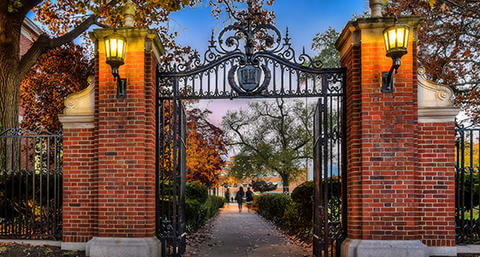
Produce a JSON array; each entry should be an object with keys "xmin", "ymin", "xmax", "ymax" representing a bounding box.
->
[
  {"xmin": 168, "ymin": 0, "xmax": 369, "ymax": 126},
  {"xmin": 27, "ymin": 1, "xmax": 369, "ymax": 127}
]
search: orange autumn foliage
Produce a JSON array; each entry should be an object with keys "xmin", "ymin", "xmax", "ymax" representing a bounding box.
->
[
  {"xmin": 20, "ymin": 43, "xmax": 93, "ymax": 132},
  {"xmin": 186, "ymin": 108, "xmax": 227, "ymax": 188}
]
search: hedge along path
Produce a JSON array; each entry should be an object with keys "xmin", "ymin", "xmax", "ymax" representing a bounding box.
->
[{"xmin": 186, "ymin": 204, "xmax": 311, "ymax": 257}]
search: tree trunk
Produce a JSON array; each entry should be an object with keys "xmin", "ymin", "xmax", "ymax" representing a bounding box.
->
[
  {"xmin": 280, "ymin": 174, "xmax": 289, "ymax": 193},
  {"xmin": 0, "ymin": 11, "xmax": 23, "ymax": 130}
]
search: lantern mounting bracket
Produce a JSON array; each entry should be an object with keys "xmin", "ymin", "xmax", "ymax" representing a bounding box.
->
[
  {"xmin": 112, "ymin": 67, "xmax": 127, "ymax": 99},
  {"xmin": 382, "ymin": 57, "xmax": 401, "ymax": 93}
]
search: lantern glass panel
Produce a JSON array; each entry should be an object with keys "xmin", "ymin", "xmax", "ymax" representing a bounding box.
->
[
  {"xmin": 105, "ymin": 39, "xmax": 111, "ymax": 58},
  {"xmin": 384, "ymin": 32, "xmax": 389, "ymax": 51},
  {"xmin": 396, "ymin": 27, "xmax": 405, "ymax": 48},
  {"xmin": 117, "ymin": 40, "xmax": 124, "ymax": 58},
  {"xmin": 388, "ymin": 29, "xmax": 397, "ymax": 49},
  {"xmin": 111, "ymin": 39, "xmax": 118, "ymax": 58},
  {"xmin": 403, "ymin": 28, "xmax": 409, "ymax": 48}
]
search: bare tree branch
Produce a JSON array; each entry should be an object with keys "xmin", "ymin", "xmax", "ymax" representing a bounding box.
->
[
  {"xmin": 16, "ymin": 0, "xmax": 121, "ymax": 80},
  {"xmin": 17, "ymin": 15, "xmax": 98, "ymax": 80}
]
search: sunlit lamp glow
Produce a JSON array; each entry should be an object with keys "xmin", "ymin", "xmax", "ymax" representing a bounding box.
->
[
  {"xmin": 381, "ymin": 22, "xmax": 410, "ymax": 93},
  {"xmin": 105, "ymin": 33, "xmax": 127, "ymax": 98}
]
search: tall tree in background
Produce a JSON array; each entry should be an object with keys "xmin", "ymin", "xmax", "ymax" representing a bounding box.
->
[
  {"xmin": 186, "ymin": 107, "xmax": 227, "ymax": 188},
  {"xmin": 20, "ymin": 43, "xmax": 93, "ymax": 132},
  {"xmin": 223, "ymin": 99, "xmax": 314, "ymax": 193},
  {"xmin": 384, "ymin": 0, "xmax": 480, "ymax": 120},
  {"xmin": 312, "ymin": 27, "xmax": 340, "ymax": 68},
  {"xmin": 0, "ymin": 0, "xmax": 276, "ymax": 130}
]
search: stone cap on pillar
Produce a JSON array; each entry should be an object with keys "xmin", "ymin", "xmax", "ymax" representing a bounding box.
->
[
  {"xmin": 59, "ymin": 76, "xmax": 95, "ymax": 128},
  {"xmin": 89, "ymin": 27, "xmax": 165, "ymax": 63},
  {"xmin": 418, "ymin": 68, "xmax": 460, "ymax": 123},
  {"xmin": 335, "ymin": 16, "xmax": 422, "ymax": 54}
]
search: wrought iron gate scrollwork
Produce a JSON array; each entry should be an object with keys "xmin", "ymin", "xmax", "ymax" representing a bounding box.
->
[
  {"xmin": 156, "ymin": 98, "xmax": 186, "ymax": 257},
  {"xmin": 156, "ymin": 1, "xmax": 346, "ymax": 256},
  {"xmin": 313, "ymin": 83, "xmax": 347, "ymax": 257}
]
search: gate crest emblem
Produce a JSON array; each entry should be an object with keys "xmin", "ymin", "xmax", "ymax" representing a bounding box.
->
[{"xmin": 238, "ymin": 65, "xmax": 260, "ymax": 91}]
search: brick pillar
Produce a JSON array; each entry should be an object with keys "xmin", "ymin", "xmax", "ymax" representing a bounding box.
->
[
  {"xmin": 336, "ymin": 17, "xmax": 459, "ymax": 257},
  {"xmin": 59, "ymin": 80, "xmax": 96, "ymax": 251},
  {"xmin": 60, "ymin": 27, "xmax": 163, "ymax": 257},
  {"xmin": 417, "ymin": 71, "xmax": 459, "ymax": 251}
]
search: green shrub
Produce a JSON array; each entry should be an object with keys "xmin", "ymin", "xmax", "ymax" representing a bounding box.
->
[
  {"xmin": 185, "ymin": 199, "xmax": 203, "ymax": 232},
  {"xmin": 255, "ymin": 188, "xmax": 314, "ymax": 243},
  {"xmin": 251, "ymin": 180, "xmax": 277, "ymax": 193},
  {"xmin": 186, "ymin": 182, "xmax": 208, "ymax": 204},
  {"xmin": 255, "ymin": 194, "xmax": 293, "ymax": 224},
  {"xmin": 291, "ymin": 181, "xmax": 314, "ymax": 226},
  {"xmin": 185, "ymin": 182, "xmax": 224, "ymax": 233},
  {"xmin": 457, "ymin": 172, "xmax": 480, "ymax": 210}
]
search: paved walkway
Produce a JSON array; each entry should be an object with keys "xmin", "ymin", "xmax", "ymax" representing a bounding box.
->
[{"xmin": 186, "ymin": 204, "xmax": 311, "ymax": 257}]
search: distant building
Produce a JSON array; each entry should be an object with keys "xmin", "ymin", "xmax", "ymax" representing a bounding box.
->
[
  {"xmin": 19, "ymin": 18, "xmax": 43, "ymax": 123},
  {"xmin": 216, "ymin": 156, "xmax": 309, "ymax": 197},
  {"xmin": 20, "ymin": 18, "xmax": 42, "ymax": 56}
]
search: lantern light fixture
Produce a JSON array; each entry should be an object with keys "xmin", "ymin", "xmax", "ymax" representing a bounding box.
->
[
  {"xmin": 382, "ymin": 18, "xmax": 410, "ymax": 93},
  {"xmin": 105, "ymin": 33, "xmax": 127, "ymax": 98}
]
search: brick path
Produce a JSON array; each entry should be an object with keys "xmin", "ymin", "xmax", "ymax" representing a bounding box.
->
[{"xmin": 186, "ymin": 204, "xmax": 311, "ymax": 257}]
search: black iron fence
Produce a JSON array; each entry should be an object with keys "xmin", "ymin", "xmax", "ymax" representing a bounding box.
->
[
  {"xmin": 0, "ymin": 128, "xmax": 62, "ymax": 240},
  {"xmin": 456, "ymin": 124, "xmax": 480, "ymax": 244}
]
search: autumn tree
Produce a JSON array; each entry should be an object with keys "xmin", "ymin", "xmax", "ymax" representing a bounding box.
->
[
  {"xmin": 20, "ymin": 43, "xmax": 93, "ymax": 132},
  {"xmin": 186, "ymin": 107, "xmax": 227, "ymax": 188},
  {"xmin": 223, "ymin": 99, "xmax": 314, "ymax": 193},
  {"xmin": 383, "ymin": 0, "xmax": 480, "ymax": 120},
  {"xmin": 0, "ymin": 0, "xmax": 276, "ymax": 130}
]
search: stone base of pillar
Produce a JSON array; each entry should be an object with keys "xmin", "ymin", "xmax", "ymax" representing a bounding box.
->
[
  {"xmin": 341, "ymin": 239, "xmax": 456, "ymax": 257},
  {"xmin": 61, "ymin": 242, "xmax": 87, "ymax": 251},
  {"xmin": 86, "ymin": 237, "xmax": 161, "ymax": 257},
  {"xmin": 341, "ymin": 239, "xmax": 428, "ymax": 257}
]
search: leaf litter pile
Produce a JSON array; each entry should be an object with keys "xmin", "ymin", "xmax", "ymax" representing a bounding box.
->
[{"xmin": 0, "ymin": 242, "xmax": 85, "ymax": 257}]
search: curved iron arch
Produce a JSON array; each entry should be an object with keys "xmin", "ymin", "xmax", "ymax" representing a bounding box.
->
[{"xmin": 157, "ymin": 1, "xmax": 345, "ymax": 100}]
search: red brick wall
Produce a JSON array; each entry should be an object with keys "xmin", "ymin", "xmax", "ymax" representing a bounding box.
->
[
  {"xmin": 417, "ymin": 122, "xmax": 456, "ymax": 246},
  {"xmin": 62, "ymin": 33, "xmax": 160, "ymax": 241},
  {"xmin": 342, "ymin": 44, "xmax": 363, "ymax": 239},
  {"xmin": 62, "ymin": 127, "xmax": 96, "ymax": 243},
  {"xmin": 339, "ymin": 23, "xmax": 455, "ymax": 247},
  {"xmin": 343, "ymin": 39, "xmax": 419, "ymax": 241},
  {"xmin": 357, "ymin": 39, "xmax": 418, "ymax": 241},
  {"xmin": 95, "ymin": 47, "xmax": 157, "ymax": 238}
]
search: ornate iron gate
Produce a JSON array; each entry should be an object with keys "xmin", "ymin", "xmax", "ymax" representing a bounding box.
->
[
  {"xmin": 156, "ymin": 1, "xmax": 346, "ymax": 256},
  {"xmin": 313, "ymin": 81, "xmax": 346, "ymax": 257},
  {"xmin": 156, "ymin": 99, "xmax": 187, "ymax": 256},
  {"xmin": 455, "ymin": 123, "xmax": 480, "ymax": 243}
]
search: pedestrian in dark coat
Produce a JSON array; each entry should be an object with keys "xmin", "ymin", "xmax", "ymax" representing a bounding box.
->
[
  {"xmin": 235, "ymin": 187, "xmax": 245, "ymax": 212},
  {"xmin": 225, "ymin": 188, "xmax": 230, "ymax": 203}
]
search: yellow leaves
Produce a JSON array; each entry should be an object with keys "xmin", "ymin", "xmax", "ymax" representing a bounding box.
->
[
  {"xmin": 7, "ymin": 0, "xmax": 23, "ymax": 13},
  {"xmin": 425, "ymin": 0, "xmax": 446, "ymax": 11}
]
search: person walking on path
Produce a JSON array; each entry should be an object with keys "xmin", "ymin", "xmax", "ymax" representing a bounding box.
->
[
  {"xmin": 235, "ymin": 187, "xmax": 245, "ymax": 212},
  {"xmin": 225, "ymin": 188, "xmax": 230, "ymax": 203},
  {"xmin": 245, "ymin": 187, "xmax": 254, "ymax": 212}
]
